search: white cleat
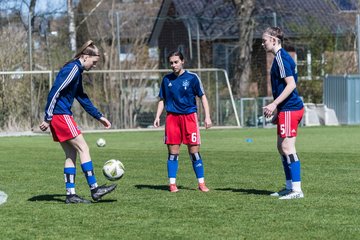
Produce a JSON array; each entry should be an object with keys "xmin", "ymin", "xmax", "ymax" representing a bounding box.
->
[
  {"xmin": 270, "ymin": 188, "xmax": 292, "ymax": 197},
  {"xmin": 279, "ymin": 191, "xmax": 304, "ymax": 200}
]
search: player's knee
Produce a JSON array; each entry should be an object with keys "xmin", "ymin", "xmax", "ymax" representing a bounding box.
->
[
  {"xmin": 279, "ymin": 142, "xmax": 295, "ymax": 155},
  {"xmin": 76, "ymin": 143, "xmax": 90, "ymax": 155},
  {"xmin": 168, "ymin": 153, "xmax": 179, "ymax": 161},
  {"xmin": 189, "ymin": 152, "xmax": 201, "ymax": 162},
  {"xmin": 281, "ymin": 146, "xmax": 296, "ymax": 156},
  {"xmin": 285, "ymin": 153, "xmax": 300, "ymax": 164}
]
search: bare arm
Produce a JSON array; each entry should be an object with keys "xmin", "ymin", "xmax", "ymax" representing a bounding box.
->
[
  {"xmin": 153, "ymin": 99, "xmax": 164, "ymax": 128},
  {"xmin": 263, "ymin": 76, "xmax": 296, "ymax": 118},
  {"xmin": 201, "ymin": 95, "xmax": 212, "ymax": 129},
  {"xmin": 99, "ymin": 116, "xmax": 111, "ymax": 129}
]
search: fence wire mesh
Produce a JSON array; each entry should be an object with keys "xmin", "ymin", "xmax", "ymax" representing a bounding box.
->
[
  {"xmin": 1, "ymin": 1, "xmax": 360, "ymax": 131},
  {"xmin": 0, "ymin": 69, "xmax": 239, "ymax": 132}
]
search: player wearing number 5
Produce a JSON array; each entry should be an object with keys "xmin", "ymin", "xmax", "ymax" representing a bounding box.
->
[
  {"xmin": 39, "ymin": 40, "xmax": 116, "ymax": 204},
  {"xmin": 262, "ymin": 27, "xmax": 304, "ymax": 199},
  {"xmin": 153, "ymin": 51, "xmax": 212, "ymax": 193}
]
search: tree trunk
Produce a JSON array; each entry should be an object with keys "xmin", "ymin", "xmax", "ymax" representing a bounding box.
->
[
  {"xmin": 233, "ymin": 0, "xmax": 256, "ymax": 98},
  {"xmin": 67, "ymin": 0, "xmax": 77, "ymax": 53},
  {"xmin": 29, "ymin": 0, "xmax": 36, "ymax": 29}
]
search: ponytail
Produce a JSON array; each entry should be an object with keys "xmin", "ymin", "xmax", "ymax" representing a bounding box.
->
[{"xmin": 63, "ymin": 40, "xmax": 100, "ymax": 67}]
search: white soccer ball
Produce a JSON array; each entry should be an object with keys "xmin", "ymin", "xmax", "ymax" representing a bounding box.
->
[
  {"xmin": 96, "ymin": 138, "xmax": 106, "ymax": 147},
  {"xmin": 102, "ymin": 159, "xmax": 125, "ymax": 181}
]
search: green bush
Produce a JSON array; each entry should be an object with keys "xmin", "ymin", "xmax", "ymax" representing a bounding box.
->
[{"xmin": 297, "ymin": 80, "xmax": 323, "ymax": 104}]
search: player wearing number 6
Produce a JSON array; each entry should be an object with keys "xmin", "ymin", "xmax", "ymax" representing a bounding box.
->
[
  {"xmin": 153, "ymin": 51, "xmax": 212, "ymax": 193},
  {"xmin": 262, "ymin": 27, "xmax": 304, "ymax": 199}
]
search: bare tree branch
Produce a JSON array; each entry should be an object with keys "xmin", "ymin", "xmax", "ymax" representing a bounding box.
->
[{"xmin": 76, "ymin": 0, "xmax": 104, "ymax": 31}]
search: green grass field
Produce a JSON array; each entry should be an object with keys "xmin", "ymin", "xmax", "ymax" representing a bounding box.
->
[{"xmin": 0, "ymin": 126, "xmax": 359, "ymax": 239}]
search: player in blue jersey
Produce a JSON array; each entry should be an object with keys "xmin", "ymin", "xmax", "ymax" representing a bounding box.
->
[
  {"xmin": 262, "ymin": 27, "xmax": 304, "ymax": 199},
  {"xmin": 39, "ymin": 40, "xmax": 116, "ymax": 204},
  {"xmin": 153, "ymin": 51, "xmax": 212, "ymax": 192}
]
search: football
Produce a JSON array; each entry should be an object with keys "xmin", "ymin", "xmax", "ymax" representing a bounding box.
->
[
  {"xmin": 102, "ymin": 159, "xmax": 125, "ymax": 181},
  {"xmin": 96, "ymin": 138, "xmax": 106, "ymax": 147}
]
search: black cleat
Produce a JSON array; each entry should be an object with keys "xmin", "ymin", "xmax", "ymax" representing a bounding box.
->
[
  {"xmin": 91, "ymin": 184, "xmax": 117, "ymax": 201},
  {"xmin": 65, "ymin": 194, "xmax": 91, "ymax": 204}
]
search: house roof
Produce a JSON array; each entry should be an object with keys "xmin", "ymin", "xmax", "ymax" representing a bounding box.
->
[
  {"xmin": 255, "ymin": 0, "xmax": 357, "ymax": 37},
  {"xmin": 76, "ymin": 0, "xmax": 162, "ymax": 40},
  {"xmin": 149, "ymin": 0, "xmax": 357, "ymax": 46}
]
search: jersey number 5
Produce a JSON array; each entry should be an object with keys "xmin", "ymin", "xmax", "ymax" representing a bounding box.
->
[{"xmin": 280, "ymin": 124, "xmax": 285, "ymax": 135}]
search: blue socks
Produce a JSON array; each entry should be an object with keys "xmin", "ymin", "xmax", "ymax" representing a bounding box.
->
[
  {"xmin": 285, "ymin": 153, "xmax": 302, "ymax": 192},
  {"xmin": 287, "ymin": 154, "xmax": 301, "ymax": 182},
  {"xmin": 190, "ymin": 152, "xmax": 204, "ymax": 179},
  {"xmin": 281, "ymin": 155, "xmax": 292, "ymax": 180},
  {"xmin": 81, "ymin": 161, "xmax": 98, "ymax": 190},
  {"xmin": 167, "ymin": 152, "xmax": 206, "ymax": 184},
  {"xmin": 167, "ymin": 154, "xmax": 179, "ymax": 179},
  {"xmin": 64, "ymin": 167, "xmax": 76, "ymax": 195},
  {"xmin": 281, "ymin": 155, "xmax": 292, "ymax": 189},
  {"xmin": 64, "ymin": 161, "xmax": 99, "ymax": 195}
]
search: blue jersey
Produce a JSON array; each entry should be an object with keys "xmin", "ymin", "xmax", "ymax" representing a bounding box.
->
[
  {"xmin": 159, "ymin": 70, "xmax": 205, "ymax": 114},
  {"xmin": 271, "ymin": 48, "xmax": 303, "ymax": 111},
  {"xmin": 44, "ymin": 59, "xmax": 103, "ymax": 121}
]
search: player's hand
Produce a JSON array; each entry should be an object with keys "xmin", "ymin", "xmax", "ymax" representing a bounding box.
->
[
  {"xmin": 153, "ymin": 118, "xmax": 160, "ymax": 128},
  {"xmin": 204, "ymin": 117, "xmax": 212, "ymax": 129},
  {"xmin": 99, "ymin": 117, "xmax": 111, "ymax": 129},
  {"xmin": 263, "ymin": 102, "xmax": 277, "ymax": 118},
  {"xmin": 271, "ymin": 114, "xmax": 278, "ymax": 124},
  {"xmin": 39, "ymin": 121, "xmax": 49, "ymax": 131}
]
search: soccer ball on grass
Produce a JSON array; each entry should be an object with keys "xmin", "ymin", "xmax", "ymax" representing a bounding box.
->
[
  {"xmin": 102, "ymin": 159, "xmax": 125, "ymax": 181},
  {"xmin": 96, "ymin": 138, "xmax": 106, "ymax": 147}
]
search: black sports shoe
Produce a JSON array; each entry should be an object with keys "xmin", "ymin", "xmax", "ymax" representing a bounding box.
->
[
  {"xmin": 65, "ymin": 194, "xmax": 91, "ymax": 204},
  {"xmin": 91, "ymin": 184, "xmax": 117, "ymax": 201}
]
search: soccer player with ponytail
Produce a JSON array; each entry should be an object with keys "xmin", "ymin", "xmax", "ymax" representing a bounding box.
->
[
  {"xmin": 262, "ymin": 27, "xmax": 304, "ymax": 199},
  {"xmin": 39, "ymin": 40, "xmax": 117, "ymax": 204},
  {"xmin": 154, "ymin": 50, "xmax": 212, "ymax": 192}
]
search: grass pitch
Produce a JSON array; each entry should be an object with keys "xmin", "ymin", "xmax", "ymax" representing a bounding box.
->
[{"xmin": 0, "ymin": 126, "xmax": 359, "ymax": 239}]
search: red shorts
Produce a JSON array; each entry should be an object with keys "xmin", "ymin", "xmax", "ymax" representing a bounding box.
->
[
  {"xmin": 164, "ymin": 112, "xmax": 201, "ymax": 145},
  {"xmin": 277, "ymin": 108, "xmax": 304, "ymax": 138},
  {"xmin": 50, "ymin": 115, "xmax": 81, "ymax": 142}
]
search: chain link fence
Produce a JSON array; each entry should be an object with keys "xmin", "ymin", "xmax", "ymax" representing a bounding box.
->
[
  {"xmin": 1, "ymin": 1, "xmax": 359, "ymax": 131},
  {"xmin": 0, "ymin": 69, "xmax": 240, "ymax": 132}
]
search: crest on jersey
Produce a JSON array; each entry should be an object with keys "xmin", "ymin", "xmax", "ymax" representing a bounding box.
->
[
  {"xmin": 182, "ymin": 80, "xmax": 189, "ymax": 90},
  {"xmin": 168, "ymin": 82, "xmax": 172, "ymax": 87}
]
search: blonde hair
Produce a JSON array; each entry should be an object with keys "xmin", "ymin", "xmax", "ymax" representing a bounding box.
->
[
  {"xmin": 264, "ymin": 27, "xmax": 284, "ymax": 45},
  {"xmin": 74, "ymin": 40, "xmax": 100, "ymax": 58},
  {"xmin": 64, "ymin": 40, "xmax": 100, "ymax": 66}
]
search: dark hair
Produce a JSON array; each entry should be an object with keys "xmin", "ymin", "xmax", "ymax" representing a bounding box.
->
[
  {"xmin": 167, "ymin": 50, "xmax": 184, "ymax": 61},
  {"xmin": 264, "ymin": 26, "xmax": 284, "ymax": 45}
]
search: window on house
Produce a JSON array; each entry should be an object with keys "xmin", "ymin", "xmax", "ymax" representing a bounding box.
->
[
  {"xmin": 119, "ymin": 44, "xmax": 135, "ymax": 62},
  {"xmin": 333, "ymin": 0, "xmax": 358, "ymax": 11},
  {"xmin": 213, "ymin": 43, "xmax": 237, "ymax": 78},
  {"xmin": 295, "ymin": 46, "xmax": 325, "ymax": 80},
  {"xmin": 295, "ymin": 46, "xmax": 308, "ymax": 79}
]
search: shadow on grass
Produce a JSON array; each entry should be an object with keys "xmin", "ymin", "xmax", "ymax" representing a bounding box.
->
[
  {"xmin": 135, "ymin": 184, "xmax": 194, "ymax": 191},
  {"xmin": 215, "ymin": 188, "xmax": 273, "ymax": 195},
  {"xmin": 28, "ymin": 194, "xmax": 66, "ymax": 203},
  {"xmin": 28, "ymin": 194, "xmax": 117, "ymax": 203}
]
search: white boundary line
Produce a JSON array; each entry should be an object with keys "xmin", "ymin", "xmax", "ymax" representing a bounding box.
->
[
  {"xmin": 0, "ymin": 126, "xmax": 242, "ymax": 137},
  {"xmin": 0, "ymin": 191, "xmax": 8, "ymax": 205}
]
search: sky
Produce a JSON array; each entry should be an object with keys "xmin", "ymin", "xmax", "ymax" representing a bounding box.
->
[
  {"xmin": 0, "ymin": 0, "xmax": 79, "ymax": 16},
  {"xmin": 34, "ymin": 0, "xmax": 67, "ymax": 13}
]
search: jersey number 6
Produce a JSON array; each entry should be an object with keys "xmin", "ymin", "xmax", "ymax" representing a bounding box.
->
[{"xmin": 191, "ymin": 133, "xmax": 197, "ymax": 142}]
